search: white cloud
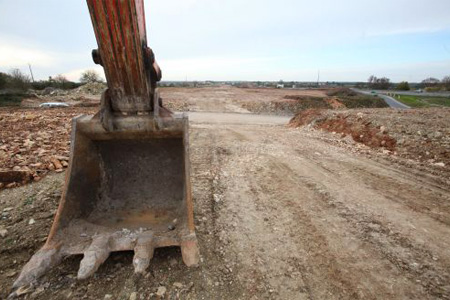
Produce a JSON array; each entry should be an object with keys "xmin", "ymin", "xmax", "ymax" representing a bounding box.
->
[
  {"xmin": 1, "ymin": 1, "xmax": 449, "ymax": 81},
  {"xmin": 160, "ymin": 56, "xmax": 278, "ymax": 80},
  {"xmin": 0, "ymin": 42, "xmax": 56, "ymax": 69},
  {"xmin": 62, "ymin": 66, "xmax": 105, "ymax": 82}
]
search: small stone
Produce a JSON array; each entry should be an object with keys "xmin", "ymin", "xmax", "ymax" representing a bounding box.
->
[
  {"xmin": 380, "ymin": 126, "xmax": 387, "ymax": 134},
  {"xmin": 0, "ymin": 227, "xmax": 7, "ymax": 237},
  {"xmin": 3, "ymin": 207, "xmax": 13, "ymax": 212},
  {"xmin": 104, "ymin": 295, "xmax": 113, "ymax": 299},
  {"xmin": 51, "ymin": 158, "xmax": 63, "ymax": 170},
  {"xmin": 173, "ymin": 282, "xmax": 183, "ymax": 289},
  {"xmin": 28, "ymin": 218, "xmax": 36, "ymax": 225},
  {"xmin": 169, "ymin": 258, "xmax": 178, "ymax": 266},
  {"xmin": 129, "ymin": 292, "xmax": 138, "ymax": 300},
  {"xmin": 16, "ymin": 285, "xmax": 34, "ymax": 296},
  {"xmin": 55, "ymin": 155, "xmax": 70, "ymax": 161},
  {"xmin": 156, "ymin": 286, "xmax": 166, "ymax": 297},
  {"xmin": 433, "ymin": 131, "xmax": 442, "ymax": 138},
  {"xmin": 213, "ymin": 194, "xmax": 221, "ymax": 203},
  {"xmin": 6, "ymin": 270, "xmax": 17, "ymax": 277},
  {"xmin": 433, "ymin": 162, "xmax": 445, "ymax": 167}
]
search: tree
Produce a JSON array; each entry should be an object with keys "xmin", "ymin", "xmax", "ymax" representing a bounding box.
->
[
  {"xmin": 8, "ymin": 69, "xmax": 31, "ymax": 91},
  {"xmin": 396, "ymin": 81, "xmax": 410, "ymax": 91},
  {"xmin": 53, "ymin": 74, "xmax": 70, "ymax": 89},
  {"xmin": 441, "ymin": 76, "xmax": 450, "ymax": 90},
  {"xmin": 79, "ymin": 70, "xmax": 103, "ymax": 83},
  {"xmin": 421, "ymin": 77, "xmax": 440, "ymax": 87},
  {"xmin": 367, "ymin": 75, "xmax": 390, "ymax": 90},
  {"xmin": 0, "ymin": 72, "xmax": 9, "ymax": 89}
]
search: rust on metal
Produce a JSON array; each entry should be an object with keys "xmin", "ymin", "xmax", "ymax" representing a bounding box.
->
[
  {"xmin": 13, "ymin": 0, "xmax": 199, "ymax": 291},
  {"xmin": 87, "ymin": 0, "xmax": 152, "ymax": 113}
]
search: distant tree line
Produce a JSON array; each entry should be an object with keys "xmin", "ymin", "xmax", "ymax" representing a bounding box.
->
[
  {"xmin": 366, "ymin": 75, "xmax": 450, "ymax": 91},
  {"xmin": 0, "ymin": 69, "xmax": 104, "ymax": 91},
  {"xmin": 367, "ymin": 75, "xmax": 391, "ymax": 90},
  {"xmin": 420, "ymin": 76, "xmax": 450, "ymax": 91}
]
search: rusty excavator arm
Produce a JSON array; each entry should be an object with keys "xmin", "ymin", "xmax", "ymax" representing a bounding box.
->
[{"xmin": 13, "ymin": 0, "xmax": 199, "ymax": 291}]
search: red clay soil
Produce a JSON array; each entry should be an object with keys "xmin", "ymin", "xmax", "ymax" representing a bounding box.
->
[
  {"xmin": 289, "ymin": 110, "xmax": 396, "ymax": 151},
  {"xmin": 325, "ymin": 98, "xmax": 346, "ymax": 109},
  {"xmin": 288, "ymin": 109, "xmax": 325, "ymax": 127},
  {"xmin": 317, "ymin": 115, "xmax": 396, "ymax": 150}
]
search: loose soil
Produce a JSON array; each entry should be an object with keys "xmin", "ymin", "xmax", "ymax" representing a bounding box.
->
[{"xmin": 1, "ymin": 87, "xmax": 450, "ymax": 299}]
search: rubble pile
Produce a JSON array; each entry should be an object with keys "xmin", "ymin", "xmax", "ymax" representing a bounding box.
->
[
  {"xmin": 289, "ymin": 108, "xmax": 450, "ymax": 169},
  {"xmin": 242, "ymin": 97, "xmax": 332, "ymax": 115},
  {"xmin": 0, "ymin": 108, "xmax": 95, "ymax": 189},
  {"xmin": 72, "ymin": 82, "xmax": 107, "ymax": 95}
]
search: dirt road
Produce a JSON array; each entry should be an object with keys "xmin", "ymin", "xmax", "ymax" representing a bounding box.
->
[
  {"xmin": 190, "ymin": 113, "xmax": 450, "ymax": 299},
  {"xmin": 1, "ymin": 110, "xmax": 450, "ymax": 299}
]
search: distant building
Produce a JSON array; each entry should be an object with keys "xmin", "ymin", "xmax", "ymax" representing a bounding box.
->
[{"xmin": 276, "ymin": 84, "xmax": 284, "ymax": 89}]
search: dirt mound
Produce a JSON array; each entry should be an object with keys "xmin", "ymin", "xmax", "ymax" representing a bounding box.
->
[
  {"xmin": 289, "ymin": 110, "xmax": 396, "ymax": 150},
  {"xmin": 318, "ymin": 114, "xmax": 396, "ymax": 150},
  {"xmin": 242, "ymin": 96, "xmax": 331, "ymax": 115},
  {"xmin": 325, "ymin": 97, "xmax": 346, "ymax": 109},
  {"xmin": 288, "ymin": 109, "xmax": 325, "ymax": 127},
  {"xmin": 326, "ymin": 88, "xmax": 357, "ymax": 97},
  {"xmin": 289, "ymin": 108, "xmax": 450, "ymax": 167},
  {"xmin": 72, "ymin": 82, "xmax": 106, "ymax": 95}
]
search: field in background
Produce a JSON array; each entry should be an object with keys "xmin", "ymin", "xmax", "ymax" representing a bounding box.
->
[{"xmin": 391, "ymin": 94, "xmax": 450, "ymax": 108}]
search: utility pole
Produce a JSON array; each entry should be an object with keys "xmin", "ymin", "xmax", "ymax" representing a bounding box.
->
[
  {"xmin": 317, "ymin": 70, "xmax": 320, "ymax": 87},
  {"xmin": 28, "ymin": 63, "xmax": 35, "ymax": 82}
]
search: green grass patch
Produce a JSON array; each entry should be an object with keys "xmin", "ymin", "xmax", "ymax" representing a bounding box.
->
[
  {"xmin": 0, "ymin": 93, "xmax": 26, "ymax": 106},
  {"xmin": 393, "ymin": 95, "xmax": 450, "ymax": 108},
  {"xmin": 326, "ymin": 88, "xmax": 389, "ymax": 108},
  {"xmin": 339, "ymin": 95, "xmax": 389, "ymax": 108},
  {"xmin": 23, "ymin": 195, "xmax": 36, "ymax": 206}
]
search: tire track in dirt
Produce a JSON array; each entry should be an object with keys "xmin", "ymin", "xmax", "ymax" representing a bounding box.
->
[
  {"xmin": 342, "ymin": 164, "xmax": 450, "ymax": 226},
  {"xmin": 277, "ymin": 134, "xmax": 450, "ymax": 299},
  {"xmin": 210, "ymin": 124, "xmax": 450, "ymax": 299},
  {"xmin": 189, "ymin": 126, "xmax": 246, "ymax": 299}
]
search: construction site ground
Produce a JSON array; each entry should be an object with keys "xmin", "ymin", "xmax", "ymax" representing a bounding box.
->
[{"xmin": 1, "ymin": 86, "xmax": 450, "ymax": 299}]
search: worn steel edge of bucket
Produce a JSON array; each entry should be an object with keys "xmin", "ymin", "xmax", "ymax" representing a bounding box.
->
[{"xmin": 12, "ymin": 113, "xmax": 199, "ymax": 289}]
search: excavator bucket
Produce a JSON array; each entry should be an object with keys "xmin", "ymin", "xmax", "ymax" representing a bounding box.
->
[{"xmin": 13, "ymin": 0, "xmax": 199, "ymax": 289}]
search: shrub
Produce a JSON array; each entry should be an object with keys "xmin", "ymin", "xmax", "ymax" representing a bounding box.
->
[
  {"xmin": 80, "ymin": 70, "xmax": 103, "ymax": 83},
  {"xmin": 396, "ymin": 81, "xmax": 410, "ymax": 91}
]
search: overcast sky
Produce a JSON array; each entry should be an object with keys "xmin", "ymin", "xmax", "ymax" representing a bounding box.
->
[{"xmin": 0, "ymin": 0, "xmax": 449, "ymax": 82}]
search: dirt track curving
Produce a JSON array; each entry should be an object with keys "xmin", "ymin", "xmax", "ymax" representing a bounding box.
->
[{"xmin": 1, "ymin": 91, "xmax": 450, "ymax": 299}]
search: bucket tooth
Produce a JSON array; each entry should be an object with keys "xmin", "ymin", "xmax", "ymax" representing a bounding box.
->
[
  {"xmin": 13, "ymin": 247, "xmax": 62, "ymax": 289},
  {"xmin": 133, "ymin": 233, "xmax": 155, "ymax": 274},
  {"xmin": 77, "ymin": 235, "xmax": 111, "ymax": 280},
  {"xmin": 181, "ymin": 234, "xmax": 200, "ymax": 267}
]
